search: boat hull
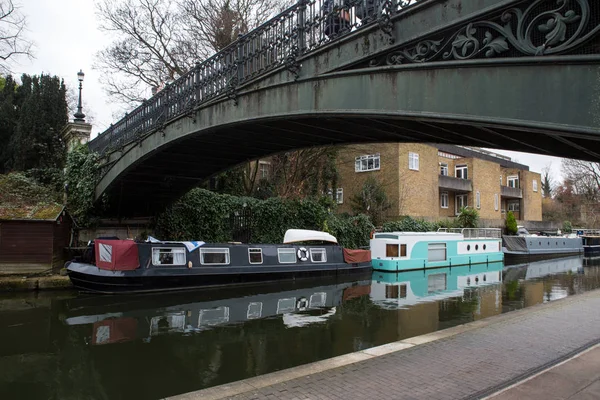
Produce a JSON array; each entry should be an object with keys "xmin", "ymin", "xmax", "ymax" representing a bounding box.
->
[{"xmin": 67, "ymin": 262, "xmax": 372, "ymax": 294}]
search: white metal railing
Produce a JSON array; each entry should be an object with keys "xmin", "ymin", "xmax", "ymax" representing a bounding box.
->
[{"xmin": 437, "ymin": 228, "xmax": 502, "ymax": 239}]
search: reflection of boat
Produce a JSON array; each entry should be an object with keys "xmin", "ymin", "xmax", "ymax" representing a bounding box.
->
[
  {"xmin": 370, "ymin": 229, "xmax": 503, "ymax": 272},
  {"xmin": 62, "ymin": 277, "xmax": 372, "ymax": 345},
  {"xmin": 503, "ymin": 256, "xmax": 583, "ymax": 282},
  {"xmin": 66, "ymin": 229, "xmax": 372, "ymax": 294},
  {"xmin": 370, "ymin": 262, "xmax": 503, "ymax": 309}
]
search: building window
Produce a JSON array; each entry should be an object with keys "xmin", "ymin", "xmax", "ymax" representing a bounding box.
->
[
  {"xmin": 409, "ymin": 152, "xmax": 419, "ymax": 171},
  {"xmin": 494, "ymin": 194, "xmax": 499, "ymax": 211},
  {"xmin": 248, "ymin": 248, "xmax": 263, "ymax": 264},
  {"xmin": 455, "ymin": 194, "xmax": 468, "ymax": 214},
  {"xmin": 455, "ymin": 165, "xmax": 468, "ymax": 179},
  {"xmin": 438, "ymin": 151, "xmax": 460, "ymax": 160},
  {"xmin": 507, "ymin": 175, "xmax": 519, "ymax": 188},
  {"xmin": 152, "ymin": 247, "xmax": 186, "ymax": 266},
  {"xmin": 259, "ymin": 161, "xmax": 270, "ymax": 179},
  {"xmin": 200, "ymin": 248, "xmax": 230, "ymax": 265},
  {"xmin": 440, "ymin": 163, "xmax": 448, "ymax": 176},
  {"xmin": 336, "ymin": 188, "xmax": 343, "ymax": 204},
  {"xmin": 533, "ymin": 179, "xmax": 538, "ymax": 192},
  {"xmin": 476, "ymin": 191, "xmax": 481, "ymax": 209},
  {"xmin": 355, "ymin": 154, "xmax": 380, "ymax": 172},
  {"xmin": 508, "ymin": 201, "xmax": 520, "ymax": 212},
  {"xmin": 500, "ymin": 175, "xmax": 502, "ymax": 185},
  {"xmin": 440, "ymin": 191, "xmax": 448, "ymax": 208}
]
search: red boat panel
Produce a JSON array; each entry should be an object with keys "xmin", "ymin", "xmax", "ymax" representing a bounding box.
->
[
  {"xmin": 343, "ymin": 248, "xmax": 371, "ymax": 264},
  {"xmin": 95, "ymin": 239, "xmax": 140, "ymax": 271}
]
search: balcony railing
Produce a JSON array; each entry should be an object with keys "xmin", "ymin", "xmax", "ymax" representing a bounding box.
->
[
  {"xmin": 438, "ymin": 228, "xmax": 502, "ymax": 239},
  {"xmin": 501, "ymin": 185, "xmax": 522, "ymax": 198},
  {"xmin": 438, "ymin": 175, "xmax": 472, "ymax": 192}
]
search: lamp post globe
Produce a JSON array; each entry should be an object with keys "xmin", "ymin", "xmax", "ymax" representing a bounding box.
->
[{"xmin": 74, "ymin": 69, "xmax": 86, "ymax": 122}]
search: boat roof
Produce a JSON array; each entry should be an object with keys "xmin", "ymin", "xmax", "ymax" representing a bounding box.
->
[
  {"xmin": 283, "ymin": 229, "xmax": 338, "ymax": 244},
  {"xmin": 375, "ymin": 232, "xmax": 462, "ymax": 236}
]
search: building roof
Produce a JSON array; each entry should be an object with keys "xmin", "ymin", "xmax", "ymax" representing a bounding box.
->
[
  {"xmin": 435, "ymin": 144, "xmax": 529, "ymax": 170},
  {"xmin": 0, "ymin": 203, "xmax": 65, "ymax": 221}
]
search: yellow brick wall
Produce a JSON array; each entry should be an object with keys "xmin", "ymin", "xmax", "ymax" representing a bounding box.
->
[
  {"xmin": 521, "ymin": 170, "xmax": 543, "ymax": 221},
  {"xmin": 335, "ymin": 143, "xmax": 400, "ymax": 215},
  {"xmin": 472, "ymin": 158, "xmax": 502, "ymax": 220},
  {"xmin": 397, "ymin": 144, "xmax": 439, "ymax": 218}
]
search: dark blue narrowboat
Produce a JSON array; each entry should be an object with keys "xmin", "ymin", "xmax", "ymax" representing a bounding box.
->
[{"xmin": 66, "ymin": 229, "xmax": 372, "ymax": 294}]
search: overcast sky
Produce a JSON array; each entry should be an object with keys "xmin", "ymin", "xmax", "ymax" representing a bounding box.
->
[{"xmin": 14, "ymin": 0, "xmax": 566, "ymax": 181}]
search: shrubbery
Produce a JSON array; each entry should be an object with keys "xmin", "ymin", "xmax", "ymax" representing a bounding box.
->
[
  {"xmin": 506, "ymin": 211, "xmax": 518, "ymax": 235},
  {"xmin": 155, "ymin": 189, "xmax": 374, "ymax": 248}
]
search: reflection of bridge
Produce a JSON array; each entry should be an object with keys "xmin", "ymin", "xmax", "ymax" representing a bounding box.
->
[{"xmin": 89, "ymin": 0, "xmax": 600, "ymax": 215}]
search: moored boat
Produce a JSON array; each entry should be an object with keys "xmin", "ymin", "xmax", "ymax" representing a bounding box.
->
[
  {"xmin": 66, "ymin": 229, "xmax": 372, "ymax": 294},
  {"xmin": 370, "ymin": 228, "xmax": 503, "ymax": 272}
]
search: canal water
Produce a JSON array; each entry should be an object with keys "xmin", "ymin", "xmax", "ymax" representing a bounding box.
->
[{"xmin": 1, "ymin": 256, "xmax": 599, "ymax": 400}]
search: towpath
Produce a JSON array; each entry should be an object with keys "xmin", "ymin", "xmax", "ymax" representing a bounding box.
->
[{"xmin": 169, "ymin": 289, "xmax": 600, "ymax": 400}]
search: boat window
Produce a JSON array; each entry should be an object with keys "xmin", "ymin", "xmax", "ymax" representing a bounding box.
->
[
  {"xmin": 310, "ymin": 248, "xmax": 327, "ymax": 262},
  {"xmin": 428, "ymin": 273, "xmax": 447, "ymax": 292},
  {"xmin": 428, "ymin": 243, "xmax": 447, "ymax": 262},
  {"xmin": 385, "ymin": 285, "xmax": 399, "ymax": 299},
  {"xmin": 276, "ymin": 297, "xmax": 296, "ymax": 313},
  {"xmin": 401, "ymin": 244, "xmax": 407, "ymax": 257},
  {"xmin": 247, "ymin": 302, "xmax": 263, "ymax": 319},
  {"xmin": 248, "ymin": 248, "xmax": 263, "ymax": 264},
  {"xmin": 310, "ymin": 292, "xmax": 327, "ymax": 307},
  {"xmin": 152, "ymin": 247, "xmax": 186, "ymax": 266},
  {"xmin": 199, "ymin": 248, "xmax": 230, "ymax": 265},
  {"xmin": 386, "ymin": 244, "xmax": 399, "ymax": 257},
  {"xmin": 375, "ymin": 234, "xmax": 398, "ymax": 239},
  {"xmin": 278, "ymin": 248, "xmax": 296, "ymax": 263},
  {"xmin": 198, "ymin": 307, "xmax": 229, "ymax": 327}
]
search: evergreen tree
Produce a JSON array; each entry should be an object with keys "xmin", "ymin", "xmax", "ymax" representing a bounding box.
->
[
  {"xmin": 0, "ymin": 75, "xmax": 18, "ymax": 171},
  {"xmin": 8, "ymin": 74, "xmax": 68, "ymax": 171}
]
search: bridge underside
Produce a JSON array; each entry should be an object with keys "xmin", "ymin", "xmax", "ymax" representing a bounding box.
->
[{"xmin": 97, "ymin": 60, "xmax": 600, "ymax": 216}]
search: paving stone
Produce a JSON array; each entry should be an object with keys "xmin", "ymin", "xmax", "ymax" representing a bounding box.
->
[{"xmin": 226, "ymin": 292, "xmax": 600, "ymax": 400}]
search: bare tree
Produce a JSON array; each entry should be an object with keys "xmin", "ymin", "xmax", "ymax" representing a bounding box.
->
[
  {"xmin": 561, "ymin": 158, "xmax": 600, "ymax": 202},
  {"xmin": 95, "ymin": 0, "xmax": 283, "ymax": 105},
  {"xmin": 0, "ymin": 0, "xmax": 33, "ymax": 73}
]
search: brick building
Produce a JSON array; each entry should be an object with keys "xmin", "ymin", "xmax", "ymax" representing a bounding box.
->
[{"xmin": 336, "ymin": 143, "xmax": 542, "ymax": 223}]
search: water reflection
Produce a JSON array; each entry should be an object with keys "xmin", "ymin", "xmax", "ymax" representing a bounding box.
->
[{"xmin": 1, "ymin": 257, "xmax": 599, "ymax": 400}]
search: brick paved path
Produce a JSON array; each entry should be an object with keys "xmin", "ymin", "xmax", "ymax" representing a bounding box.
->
[{"xmin": 225, "ymin": 291, "xmax": 600, "ymax": 400}]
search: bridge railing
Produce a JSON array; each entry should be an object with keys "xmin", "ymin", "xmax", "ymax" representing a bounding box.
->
[{"xmin": 89, "ymin": 0, "xmax": 421, "ymax": 155}]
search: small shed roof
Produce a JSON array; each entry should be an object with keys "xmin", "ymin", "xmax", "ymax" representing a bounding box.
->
[{"xmin": 0, "ymin": 203, "xmax": 65, "ymax": 221}]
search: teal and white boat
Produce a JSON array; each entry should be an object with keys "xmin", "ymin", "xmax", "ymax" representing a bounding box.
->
[{"xmin": 370, "ymin": 228, "xmax": 503, "ymax": 272}]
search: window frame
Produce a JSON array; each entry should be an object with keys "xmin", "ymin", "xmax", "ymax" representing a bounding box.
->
[
  {"xmin": 152, "ymin": 247, "xmax": 187, "ymax": 266},
  {"xmin": 310, "ymin": 248, "xmax": 327, "ymax": 263},
  {"xmin": 248, "ymin": 248, "xmax": 263, "ymax": 264},
  {"xmin": 494, "ymin": 193, "xmax": 499, "ymax": 211},
  {"xmin": 533, "ymin": 179, "xmax": 538, "ymax": 192},
  {"xmin": 336, "ymin": 188, "xmax": 343, "ymax": 204},
  {"xmin": 440, "ymin": 191, "xmax": 449, "ymax": 209},
  {"xmin": 508, "ymin": 201, "xmax": 520, "ymax": 212},
  {"xmin": 277, "ymin": 248, "xmax": 297, "ymax": 264},
  {"xmin": 455, "ymin": 194, "xmax": 468, "ymax": 215},
  {"xmin": 440, "ymin": 162, "xmax": 448, "ymax": 176},
  {"xmin": 354, "ymin": 153, "xmax": 381, "ymax": 172},
  {"xmin": 409, "ymin": 152, "xmax": 419, "ymax": 171},
  {"xmin": 455, "ymin": 164, "xmax": 468, "ymax": 179},
  {"xmin": 507, "ymin": 175, "xmax": 519, "ymax": 188},
  {"xmin": 199, "ymin": 248, "xmax": 231, "ymax": 266}
]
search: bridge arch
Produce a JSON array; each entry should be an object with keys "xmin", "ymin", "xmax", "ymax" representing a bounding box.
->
[{"xmin": 96, "ymin": 58, "xmax": 600, "ymax": 215}]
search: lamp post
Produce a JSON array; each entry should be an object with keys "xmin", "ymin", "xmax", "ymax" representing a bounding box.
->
[{"xmin": 73, "ymin": 69, "xmax": 86, "ymax": 122}]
